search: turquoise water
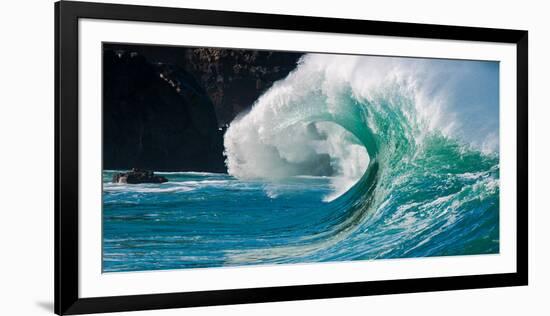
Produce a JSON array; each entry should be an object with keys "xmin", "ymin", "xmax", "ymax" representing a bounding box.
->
[
  {"xmin": 103, "ymin": 143, "xmax": 499, "ymax": 273},
  {"xmin": 103, "ymin": 54, "xmax": 500, "ymax": 273},
  {"xmin": 102, "ymin": 114, "xmax": 499, "ymax": 272},
  {"xmin": 103, "ymin": 172, "xmax": 339, "ymax": 271}
]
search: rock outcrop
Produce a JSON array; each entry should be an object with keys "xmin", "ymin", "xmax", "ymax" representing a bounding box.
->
[
  {"xmin": 179, "ymin": 48, "xmax": 303, "ymax": 126},
  {"xmin": 103, "ymin": 45, "xmax": 303, "ymax": 172},
  {"xmin": 112, "ymin": 169, "xmax": 168, "ymax": 184},
  {"xmin": 103, "ymin": 49, "xmax": 226, "ymax": 172},
  {"xmin": 105, "ymin": 44, "xmax": 303, "ymax": 126}
]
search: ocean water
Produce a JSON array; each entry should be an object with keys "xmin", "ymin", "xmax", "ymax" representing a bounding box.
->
[
  {"xmin": 103, "ymin": 54, "xmax": 499, "ymax": 273},
  {"xmin": 103, "ymin": 172, "xmax": 335, "ymax": 271}
]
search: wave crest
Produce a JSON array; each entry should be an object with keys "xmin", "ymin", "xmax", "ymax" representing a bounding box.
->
[{"xmin": 223, "ymin": 54, "xmax": 498, "ymax": 200}]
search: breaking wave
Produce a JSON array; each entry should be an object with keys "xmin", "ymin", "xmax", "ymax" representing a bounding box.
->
[{"xmin": 222, "ymin": 54, "xmax": 500, "ymax": 262}]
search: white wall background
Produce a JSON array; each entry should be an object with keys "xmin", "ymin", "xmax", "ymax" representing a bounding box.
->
[{"xmin": 0, "ymin": 0, "xmax": 546, "ymax": 315}]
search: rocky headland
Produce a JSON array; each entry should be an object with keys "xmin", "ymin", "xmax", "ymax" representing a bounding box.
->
[{"xmin": 103, "ymin": 45, "xmax": 303, "ymax": 172}]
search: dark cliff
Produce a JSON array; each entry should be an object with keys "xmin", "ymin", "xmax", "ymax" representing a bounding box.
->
[
  {"xmin": 179, "ymin": 47, "xmax": 303, "ymax": 126},
  {"xmin": 103, "ymin": 44, "xmax": 303, "ymax": 172},
  {"xmin": 103, "ymin": 50, "xmax": 226, "ymax": 172},
  {"xmin": 106, "ymin": 44, "xmax": 303, "ymax": 126}
]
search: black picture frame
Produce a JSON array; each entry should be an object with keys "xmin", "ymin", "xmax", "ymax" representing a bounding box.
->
[{"xmin": 55, "ymin": 1, "xmax": 528, "ymax": 314}]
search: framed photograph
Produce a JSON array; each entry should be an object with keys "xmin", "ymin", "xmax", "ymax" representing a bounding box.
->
[{"xmin": 55, "ymin": 1, "xmax": 528, "ymax": 314}]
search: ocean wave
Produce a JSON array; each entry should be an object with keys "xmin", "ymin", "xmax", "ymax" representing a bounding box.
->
[{"xmin": 222, "ymin": 53, "xmax": 499, "ymax": 263}]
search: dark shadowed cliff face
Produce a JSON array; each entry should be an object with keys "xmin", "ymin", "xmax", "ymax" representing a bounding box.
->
[
  {"xmin": 105, "ymin": 44, "xmax": 304, "ymax": 126},
  {"xmin": 103, "ymin": 50, "xmax": 226, "ymax": 172},
  {"xmin": 103, "ymin": 45, "xmax": 303, "ymax": 172},
  {"xmin": 180, "ymin": 48, "xmax": 303, "ymax": 126}
]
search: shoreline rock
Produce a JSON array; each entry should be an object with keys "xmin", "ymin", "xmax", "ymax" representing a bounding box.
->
[{"xmin": 112, "ymin": 168, "xmax": 168, "ymax": 184}]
